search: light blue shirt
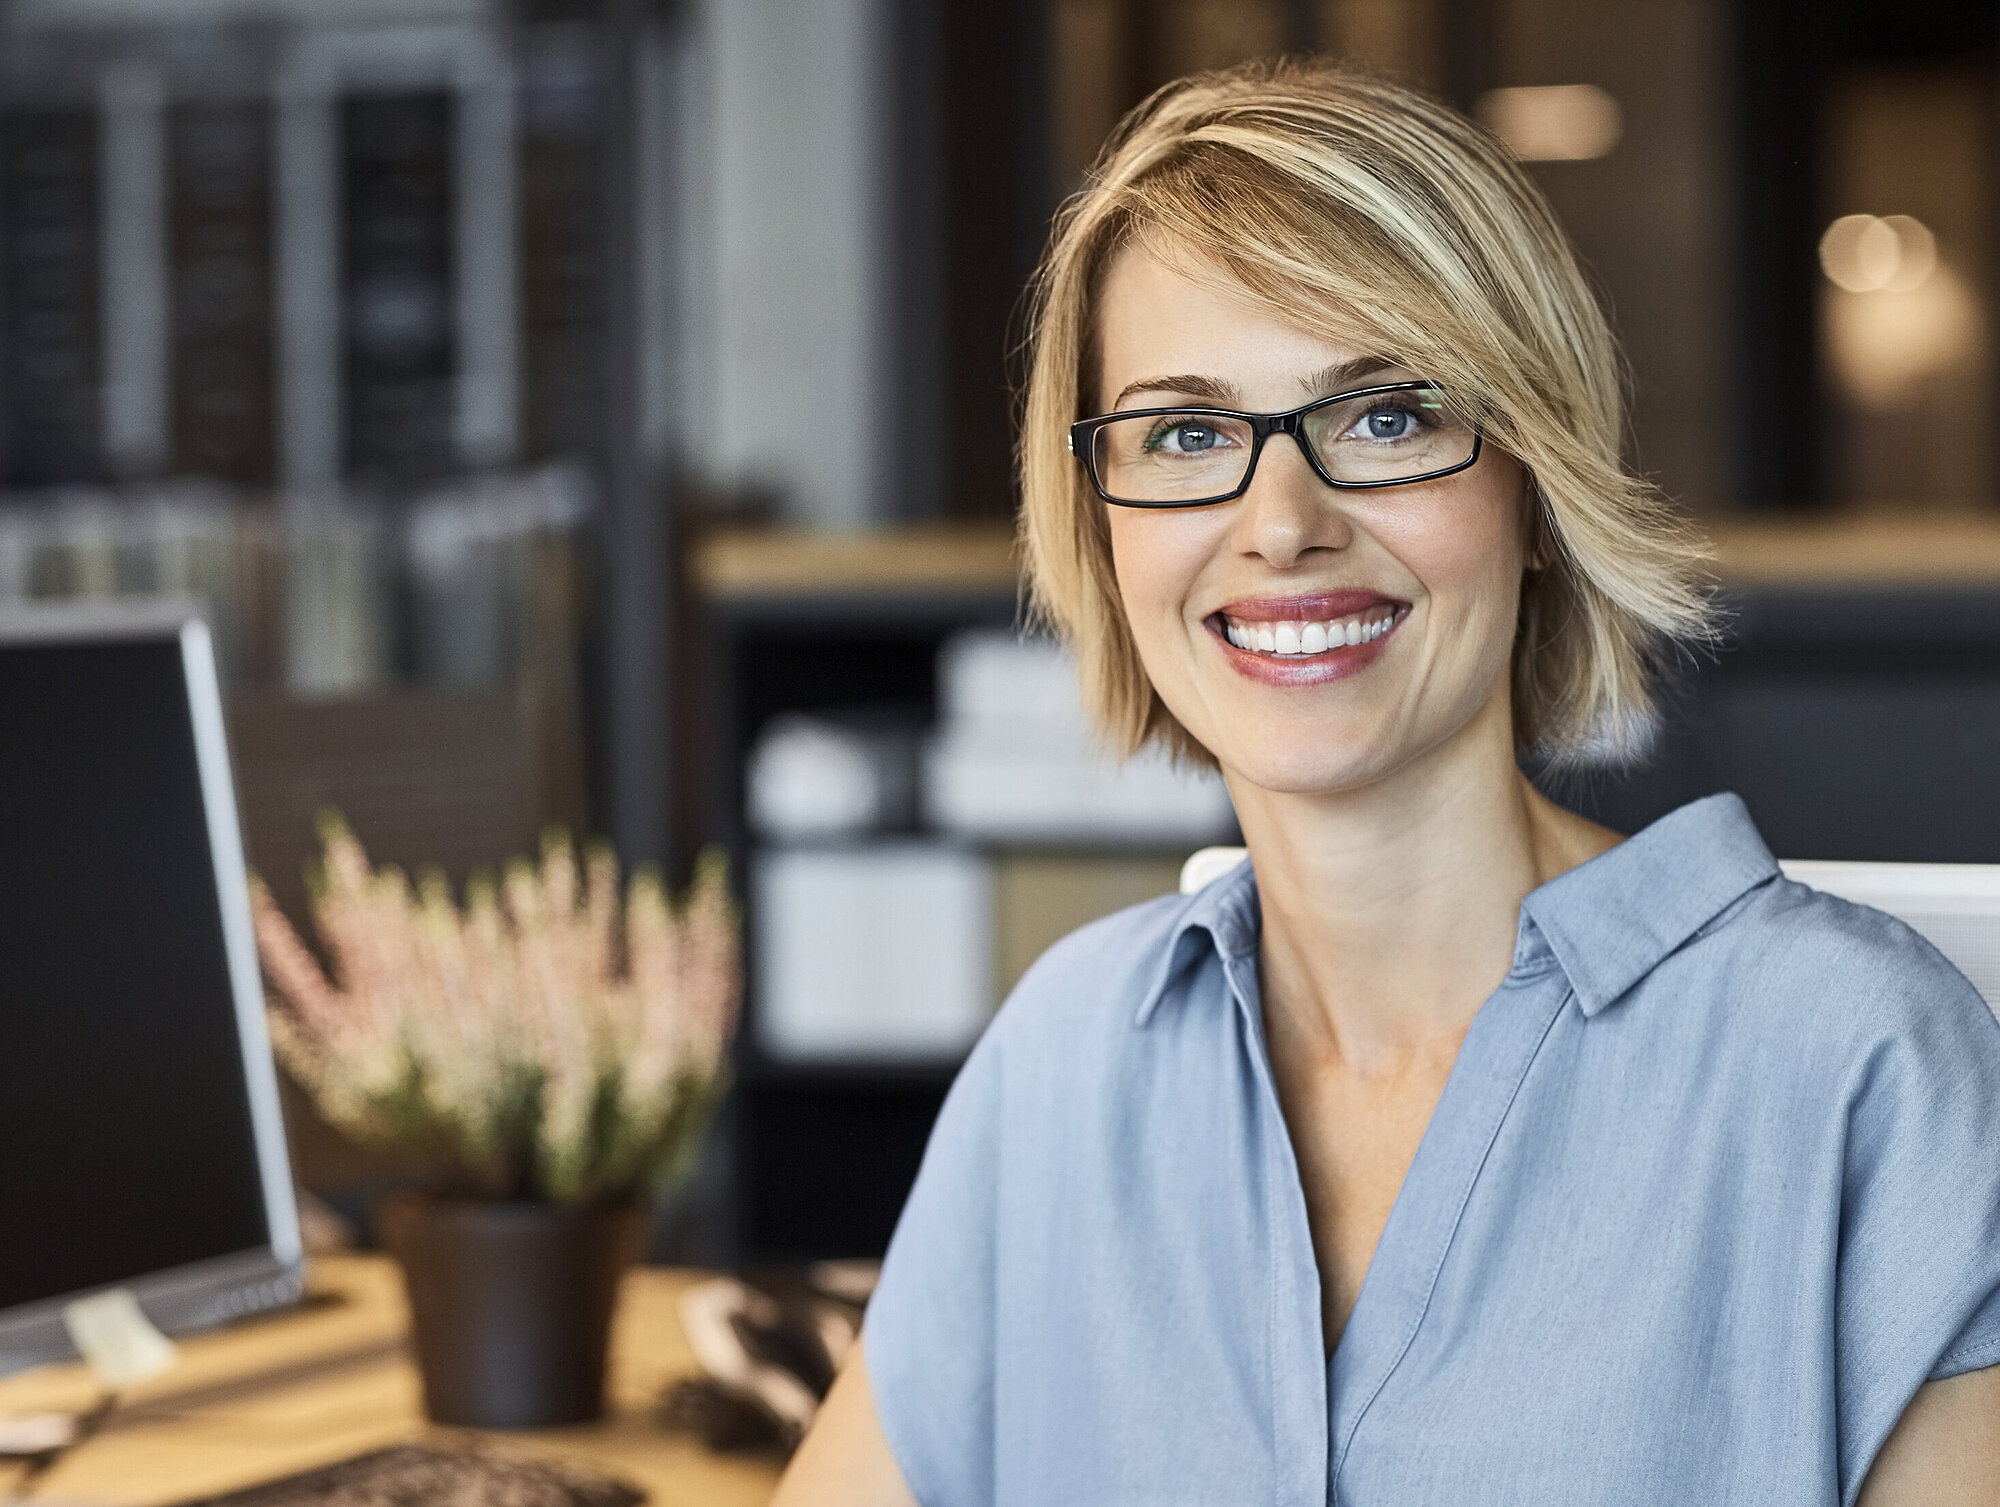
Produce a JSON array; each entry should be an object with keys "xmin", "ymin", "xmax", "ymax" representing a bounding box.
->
[{"xmin": 865, "ymin": 795, "xmax": 2000, "ymax": 1506}]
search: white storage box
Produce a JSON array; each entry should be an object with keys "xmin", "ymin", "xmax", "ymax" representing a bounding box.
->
[
  {"xmin": 924, "ymin": 631, "xmax": 1236, "ymax": 843},
  {"xmin": 754, "ymin": 843, "xmax": 994, "ymax": 1061}
]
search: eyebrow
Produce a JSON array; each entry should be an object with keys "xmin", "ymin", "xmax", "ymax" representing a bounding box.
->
[
  {"xmin": 1111, "ymin": 356, "xmax": 1404, "ymax": 411},
  {"xmin": 1302, "ymin": 356, "xmax": 1403, "ymax": 394},
  {"xmin": 1112, "ymin": 373, "xmax": 1238, "ymax": 408}
]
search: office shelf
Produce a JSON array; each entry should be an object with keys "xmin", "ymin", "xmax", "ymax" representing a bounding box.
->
[
  {"xmin": 690, "ymin": 524, "xmax": 1225, "ymax": 1259},
  {"xmin": 693, "ymin": 534, "xmax": 1014, "ymax": 1261},
  {"xmin": 693, "ymin": 518, "xmax": 2000, "ymax": 1260}
]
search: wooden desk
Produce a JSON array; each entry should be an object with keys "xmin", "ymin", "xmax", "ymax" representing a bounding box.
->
[{"xmin": 0, "ymin": 1257, "xmax": 781, "ymax": 1506}]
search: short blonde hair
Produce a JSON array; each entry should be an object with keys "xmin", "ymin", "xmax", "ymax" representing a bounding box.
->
[{"xmin": 1019, "ymin": 59, "xmax": 1712, "ymax": 766}]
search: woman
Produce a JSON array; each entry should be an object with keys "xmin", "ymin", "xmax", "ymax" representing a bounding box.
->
[{"xmin": 775, "ymin": 62, "xmax": 2000, "ymax": 1505}]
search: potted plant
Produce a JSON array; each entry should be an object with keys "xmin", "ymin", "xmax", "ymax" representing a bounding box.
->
[{"xmin": 252, "ymin": 815, "xmax": 739, "ymax": 1428}]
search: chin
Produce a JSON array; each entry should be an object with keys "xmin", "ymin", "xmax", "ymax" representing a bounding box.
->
[{"xmin": 1215, "ymin": 737, "xmax": 1399, "ymax": 799}]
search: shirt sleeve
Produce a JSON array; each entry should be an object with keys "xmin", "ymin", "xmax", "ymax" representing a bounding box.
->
[
  {"xmin": 1835, "ymin": 952, "xmax": 2000, "ymax": 1504},
  {"xmin": 864, "ymin": 1027, "xmax": 1003, "ymax": 1507}
]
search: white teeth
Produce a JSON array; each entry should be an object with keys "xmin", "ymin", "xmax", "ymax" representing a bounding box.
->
[{"xmin": 1223, "ymin": 610, "xmax": 1398, "ymax": 655}]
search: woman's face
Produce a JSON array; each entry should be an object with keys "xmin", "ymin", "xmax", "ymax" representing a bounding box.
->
[{"xmin": 1096, "ymin": 245, "xmax": 1532, "ymax": 797}]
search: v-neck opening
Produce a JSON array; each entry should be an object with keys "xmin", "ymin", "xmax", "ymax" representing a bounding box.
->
[
  {"xmin": 1321, "ymin": 963, "xmax": 1572, "ymax": 1481},
  {"xmin": 1224, "ymin": 928, "xmax": 1574, "ymax": 1498},
  {"xmin": 1309, "ymin": 958, "xmax": 1554, "ymax": 1362}
]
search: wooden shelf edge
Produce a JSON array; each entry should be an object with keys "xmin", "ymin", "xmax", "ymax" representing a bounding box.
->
[
  {"xmin": 694, "ymin": 514, "xmax": 2000, "ymax": 600},
  {"xmin": 693, "ymin": 524, "xmax": 1020, "ymax": 599},
  {"xmin": 1701, "ymin": 512, "xmax": 2000, "ymax": 587}
]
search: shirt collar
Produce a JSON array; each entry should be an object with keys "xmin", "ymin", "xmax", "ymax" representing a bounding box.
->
[
  {"xmin": 1134, "ymin": 793, "xmax": 1779, "ymax": 1028},
  {"xmin": 1133, "ymin": 853, "xmax": 1259, "ymax": 1027},
  {"xmin": 1519, "ymin": 792, "xmax": 1779, "ymax": 1016}
]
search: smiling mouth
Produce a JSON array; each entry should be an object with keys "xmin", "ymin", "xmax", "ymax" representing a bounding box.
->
[{"xmin": 1214, "ymin": 604, "xmax": 1404, "ymax": 658}]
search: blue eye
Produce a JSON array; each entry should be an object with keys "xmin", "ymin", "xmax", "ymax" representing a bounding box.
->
[
  {"xmin": 1360, "ymin": 407, "xmax": 1418, "ymax": 440},
  {"xmin": 1146, "ymin": 421, "xmax": 1229, "ymax": 454}
]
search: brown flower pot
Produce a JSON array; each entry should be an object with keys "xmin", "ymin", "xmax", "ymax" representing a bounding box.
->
[{"xmin": 381, "ymin": 1195, "xmax": 649, "ymax": 1428}]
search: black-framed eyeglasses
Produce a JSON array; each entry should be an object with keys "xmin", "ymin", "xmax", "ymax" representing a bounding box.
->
[{"xmin": 1067, "ymin": 380, "xmax": 1483, "ymax": 509}]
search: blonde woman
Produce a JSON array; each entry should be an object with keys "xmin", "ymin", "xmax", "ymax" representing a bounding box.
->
[{"xmin": 775, "ymin": 62, "xmax": 2000, "ymax": 1506}]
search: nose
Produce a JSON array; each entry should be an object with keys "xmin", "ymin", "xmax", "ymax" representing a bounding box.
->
[{"xmin": 1229, "ymin": 429, "xmax": 1354, "ymax": 570}]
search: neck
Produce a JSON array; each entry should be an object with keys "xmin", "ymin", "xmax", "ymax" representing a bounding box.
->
[{"xmin": 1227, "ymin": 690, "xmax": 1616, "ymax": 1075}]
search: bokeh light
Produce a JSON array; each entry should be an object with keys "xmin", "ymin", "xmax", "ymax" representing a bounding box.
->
[
  {"xmin": 1820, "ymin": 213, "xmax": 1937, "ymax": 293},
  {"xmin": 1475, "ymin": 84, "xmax": 1622, "ymax": 162}
]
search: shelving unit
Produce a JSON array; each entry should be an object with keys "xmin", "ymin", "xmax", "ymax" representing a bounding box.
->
[
  {"xmin": 697, "ymin": 530, "xmax": 1010, "ymax": 1261},
  {"xmin": 690, "ymin": 512, "xmax": 2000, "ymax": 1261},
  {"xmin": 692, "ymin": 525, "xmax": 1218, "ymax": 1259}
]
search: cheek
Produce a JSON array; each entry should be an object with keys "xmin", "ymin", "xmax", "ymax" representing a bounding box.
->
[
  {"xmin": 1107, "ymin": 509, "xmax": 1221, "ymax": 633},
  {"xmin": 1373, "ymin": 478, "xmax": 1526, "ymax": 636}
]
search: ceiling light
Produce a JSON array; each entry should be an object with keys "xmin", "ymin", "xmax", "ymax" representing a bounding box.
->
[{"xmin": 1475, "ymin": 85, "xmax": 1622, "ymax": 162}]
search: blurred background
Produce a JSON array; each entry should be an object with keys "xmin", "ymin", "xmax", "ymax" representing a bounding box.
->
[{"xmin": 5, "ymin": 0, "xmax": 1999, "ymax": 1263}]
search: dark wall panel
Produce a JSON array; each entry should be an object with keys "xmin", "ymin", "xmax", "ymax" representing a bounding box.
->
[
  {"xmin": 0, "ymin": 107, "xmax": 100, "ymax": 486},
  {"xmin": 171, "ymin": 99, "xmax": 274, "ymax": 485},
  {"xmin": 1563, "ymin": 588, "xmax": 2000, "ymax": 863}
]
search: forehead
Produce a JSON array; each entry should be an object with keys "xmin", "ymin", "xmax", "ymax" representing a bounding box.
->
[{"xmin": 1092, "ymin": 241, "xmax": 1383, "ymax": 409}]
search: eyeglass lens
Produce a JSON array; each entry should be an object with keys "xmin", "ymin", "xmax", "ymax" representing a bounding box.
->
[{"xmin": 1089, "ymin": 388, "xmax": 1475, "ymax": 504}]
